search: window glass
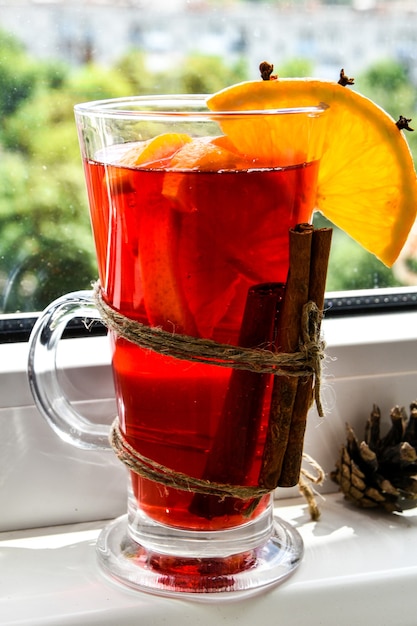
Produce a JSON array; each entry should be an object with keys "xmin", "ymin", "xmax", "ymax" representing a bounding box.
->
[{"xmin": 1, "ymin": 0, "xmax": 416, "ymax": 317}]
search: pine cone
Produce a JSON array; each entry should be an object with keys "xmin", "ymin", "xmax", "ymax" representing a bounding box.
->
[{"xmin": 331, "ymin": 402, "xmax": 417, "ymax": 512}]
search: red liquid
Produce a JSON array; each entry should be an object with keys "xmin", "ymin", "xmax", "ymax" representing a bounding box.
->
[{"xmin": 83, "ymin": 152, "xmax": 319, "ymax": 531}]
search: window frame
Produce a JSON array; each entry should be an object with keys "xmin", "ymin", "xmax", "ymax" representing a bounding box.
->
[{"xmin": 2, "ymin": 285, "xmax": 417, "ymax": 343}]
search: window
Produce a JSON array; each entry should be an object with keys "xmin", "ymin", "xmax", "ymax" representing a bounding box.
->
[{"xmin": 1, "ymin": 0, "xmax": 417, "ymax": 343}]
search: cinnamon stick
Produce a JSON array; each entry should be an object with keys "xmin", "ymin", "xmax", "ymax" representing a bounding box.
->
[
  {"xmin": 278, "ymin": 227, "xmax": 332, "ymax": 486},
  {"xmin": 258, "ymin": 223, "xmax": 314, "ymax": 491},
  {"xmin": 189, "ymin": 282, "xmax": 284, "ymax": 519}
]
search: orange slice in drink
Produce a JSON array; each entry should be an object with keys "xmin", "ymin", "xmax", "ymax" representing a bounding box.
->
[
  {"xmin": 161, "ymin": 137, "xmax": 254, "ymax": 335},
  {"xmin": 162, "ymin": 136, "xmax": 257, "ymax": 213},
  {"xmin": 114, "ymin": 132, "xmax": 197, "ymax": 334},
  {"xmin": 168, "ymin": 135, "xmax": 252, "ymax": 170},
  {"xmin": 119, "ymin": 132, "xmax": 192, "ymax": 168},
  {"xmin": 105, "ymin": 133, "xmax": 192, "ymax": 195},
  {"xmin": 161, "ymin": 135, "xmax": 316, "ymax": 336},
  {"xmin": 207, "ymin": 75, "xmax": 417, "ymax": 266}
]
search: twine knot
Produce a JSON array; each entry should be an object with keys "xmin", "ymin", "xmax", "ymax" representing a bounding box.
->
[{"xmin": 300, "ymin": 300, "xmax": 326, "ymax": 416}]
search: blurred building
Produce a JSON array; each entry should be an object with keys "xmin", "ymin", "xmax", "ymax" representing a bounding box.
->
[{"xmin": 0, "ymin": 0, "xmax": 416, "ymax": 81}]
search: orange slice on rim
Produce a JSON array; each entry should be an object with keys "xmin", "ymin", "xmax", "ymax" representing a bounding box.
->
[{"xmin": 207, "ymin": 75, "xmax": 417, "ymax": 266}]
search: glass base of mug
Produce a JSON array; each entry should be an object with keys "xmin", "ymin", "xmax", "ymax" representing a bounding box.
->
[{"xmin": 96, "ymin": 505, "xmax": 304, "ymax": 598}]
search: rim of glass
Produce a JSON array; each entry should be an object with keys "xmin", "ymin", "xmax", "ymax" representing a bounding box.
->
[{"xmin": 74, "ymin": 94, "xmax": 328, "ymax": 119}]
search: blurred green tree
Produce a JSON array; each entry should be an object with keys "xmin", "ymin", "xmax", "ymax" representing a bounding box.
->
[
  {"xmin": 167, "ymin": 54, "xmax": 247, "ymax": 94},
  {"xmin": 0, "ymin": 31, "xmax": 38, "ymax": 120},
  {"xmin": 0, "ymin": 37, "xmax": 249, "ymax": 313},
  {"xmin": 276, "ymin": 58, "xmax": 314, "ymax": 78},
  {"xmin": 356, "ymin": 59, "xmax": 417, "ymax": 162}
]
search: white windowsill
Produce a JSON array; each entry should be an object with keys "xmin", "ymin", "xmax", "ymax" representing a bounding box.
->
[{"xmin": 1, "ymin": 493, "xmax": 417, "ymax": 626}]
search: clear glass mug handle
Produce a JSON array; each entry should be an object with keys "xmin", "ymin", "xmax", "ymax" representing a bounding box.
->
[{"xmin": 27, "ymin": 290, "xmax": 112, "ymax": 451}]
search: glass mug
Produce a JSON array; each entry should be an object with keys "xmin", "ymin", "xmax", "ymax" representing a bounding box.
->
[{"xmin": 28, "ymin": 96, "xmax": 327, "ymax": 597}]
